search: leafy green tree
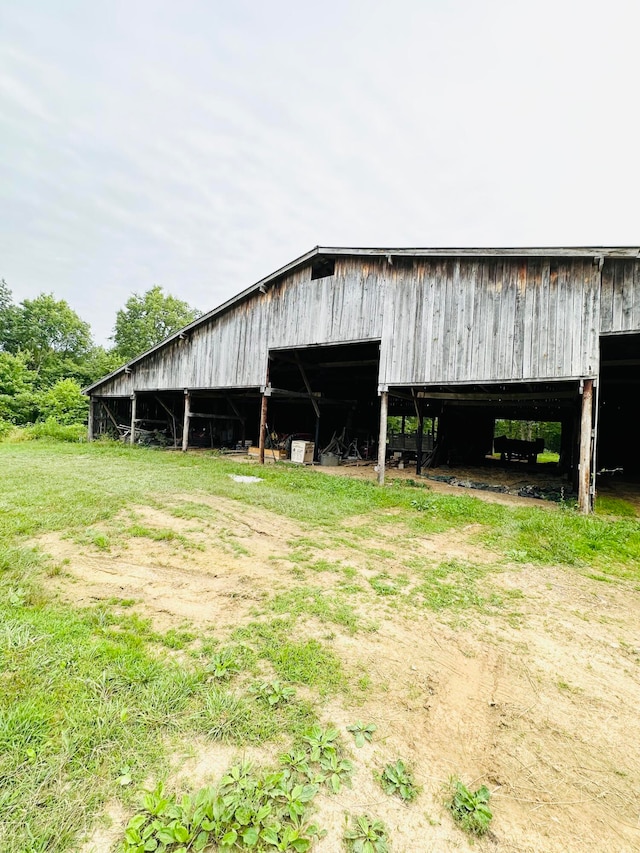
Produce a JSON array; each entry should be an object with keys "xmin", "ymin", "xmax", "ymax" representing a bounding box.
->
[
  {"xmin": 39, "ymin": 378, "xmax": 89, "ymax": 424},
  {"xmin": 0, "ymin": 351, "xmax": 39, "ymax": 423},
  {"xmin": 71, "ymin": 346, "xmax": 125, "ymax": 387},
  {"xmin": 112, "ymin": 285, "xmax": 201, "ymax": 361},
  {"xmin": 3, "ymin": 293, "xmax": 92, "ymax": 372},
  {"xmin": 0, "ymin": 279, "xmax": 17, "ymax": 349}
]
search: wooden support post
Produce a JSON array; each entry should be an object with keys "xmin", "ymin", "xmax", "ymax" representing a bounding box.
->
[
  {"xmin": 130, "ymin": 394, "xmax": 137, "ymax": 445},
  {"xmin": 87, "ymin": 397, "xmax": 95, "ymax": 442},
  {"xmin": 258, "ymin": 391, "xmax": 268, "ymax": 464},
  {"xmin": 155, "ymin": 395, "xmax": 178, "ymax": 448},
  {"xmin": 182, "ymin": 390, "xmax": 191, "ymax": 452},
  {"xmin": 294, "ymin": 353, "xmax": 321, "ymax": 419},
  {"xmin": 226, "ymin": 396, "xmax": 246, "ymax": 447},
  {"xmin": 416, "ymin": 403, "xmax": 424, "ymax": 476},
  {"xmin": 578, "ymin": 379, "xmax": 594, "ymax": 514},
  {"xmin": 101, "ymin": 400, "xmax": 120, "ymax": 434},
  {"xmin": 377, "ymin": 390, "xmax": 388, "ymax": 486}
]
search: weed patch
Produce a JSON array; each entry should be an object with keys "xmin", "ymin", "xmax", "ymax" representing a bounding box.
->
[
  {"xmin": 267, "ymin": 586, "xmax": 360, "ymax": 632},
  {"xmin": 447, "ymin": 779, "xmax": 492, "ymax": 836}
]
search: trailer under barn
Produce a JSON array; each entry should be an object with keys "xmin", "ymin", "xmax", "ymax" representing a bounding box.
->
[{"xmin": 84, "ymin": 247, "xmax": 640, "ymax": 512}]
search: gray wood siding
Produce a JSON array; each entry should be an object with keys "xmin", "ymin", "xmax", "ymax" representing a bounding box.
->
[
  {"xmin": 599, "ymin": 259, "xmax": 640, "ymax": 334},
  {"xmin": 94, "ymin": 257, "xmax": 386, "ymax": 395},
  {"xmin": 91, "ymin": 254, "xmax": 616, "ymax": 397},
  {"xmin": 266, "ymin": 257, "xmax": 385, "ymax": 349},
  {"xmin": 379, "ymin": 258, "xmax": 600, "ymax": 385}
]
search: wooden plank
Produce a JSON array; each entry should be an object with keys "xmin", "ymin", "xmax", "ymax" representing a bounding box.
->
[
  {"xmin": 422, "ymin": 260, "xmax": 436, "ymax": 383},
  {"xmin": 548, "ymin": 261, "xmax": 559, "ymax": 377},
  {"xmin": 512, "ymin": 260, "xmax": 527, "ymax": 379},
  {"xmin": 578, "ymin": 379, "xmax": 594, "ymax": 513},
  {"xmin": 463, "ymin": 260, "xmax": 477, "ymax": 380},
  {"xmin": 258, "ymin": 392, "xmax": 268, "ymax": 465},
  {"xmin": 599, "ymin": 261, "xmax": 614, "ymax": 333},
  {"xmin": 377, "ymin": 391, "xmax": 389, "ymax": 486},
  {"xmin": 182, "ymin": 391, "xmax": 190, "ymax": 452},
  {"xmin": 189, "ymin": 412, "xmax": 243, "ymax": 421},
  {"xmin": 130, "ymin": 394, "xmax": 137, "ymax": 445},
  {"xmin": 612, "ymin": 261, "xmax": 624, "ymax": 331},
  {"xmin": 634, "ymin": 261, "xmax": 640, "ymax": 330},
  {"xmin": 622, "ymin": 260, "xmax": 634, "ymax": 331},
  {"xmin": 522, "ymin": 259, "xmax": 538, "ymax": 379}
]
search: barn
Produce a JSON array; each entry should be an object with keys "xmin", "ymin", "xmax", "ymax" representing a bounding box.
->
[{"xmin": 84, "ymin": 246, "xmax": 640, "ymax": 512}]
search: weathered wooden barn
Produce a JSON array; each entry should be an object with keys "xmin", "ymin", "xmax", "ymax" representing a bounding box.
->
[{"xmin": 85, "ymin": 246, "xmax": 640, "ymax": 512}]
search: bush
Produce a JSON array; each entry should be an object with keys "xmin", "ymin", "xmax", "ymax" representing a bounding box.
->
[
  {"xmin": 39, "ymin": 378, "xmax": 88, "ymax": 424},
  {"xmin": 21, "ymin": 417, "xmax": 86, "ymax": 443},
  {"xmin": 0, "ymin": 418, "xmax": 14, "ymax": 439}
]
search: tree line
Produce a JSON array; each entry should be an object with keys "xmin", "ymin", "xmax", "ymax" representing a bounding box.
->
[{"xmin": 0, "ymin": 279, "xmax": 200, "ymax": 431}]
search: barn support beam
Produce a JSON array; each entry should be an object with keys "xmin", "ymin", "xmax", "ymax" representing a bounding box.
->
[
  {"xmin": 416, "ymin": 408, "xmax": 424, "ymax": 476},
  {"xmin": 377, "ymin": 390, "xmax": 389, "ymax": 485},
  {"xmin": 226, "ymin": 396, "xmax": 246, "ymax": 446},
  {"xmin": 130, "ymin": 394, "xmax": 137, "ymax": 445},
  {"xmin": 258, "ymin": 391, "xmax": 268, "ymax": 464},
  {"xmin": 182, "ymin": 390, "xmax": 191, "ymax": 452},
  {"xmin": 578, "ymin": 379, "xmax": 594, "ymax": 513},
  {"xmin": 155, "ymin": 395, "xmax": 178, "ymax": 447},
  {"xmin": 87, "ymin": 397, "xmax": 95, "ymax": 442}
]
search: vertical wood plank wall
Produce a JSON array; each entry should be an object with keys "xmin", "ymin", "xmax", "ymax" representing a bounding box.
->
[
  {"xmin": 378, "ymin": 258, "xmax": 602, "ymax": 385},
  {"xmin": 91, "ymin": 256, "xmax": 640, "ymax": 398},
  {"xmin": 599, "ymin": 259, "xmax": 640, "ymax": 334}
]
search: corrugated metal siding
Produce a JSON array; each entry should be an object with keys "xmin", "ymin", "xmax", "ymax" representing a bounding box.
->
[
  {"xmin": 379, "ymin": 258, "xmax": 600, "ymax": 385},
  {"xmin": 599, "ymin": 259, "xmax": 640, "ymax": 334}
]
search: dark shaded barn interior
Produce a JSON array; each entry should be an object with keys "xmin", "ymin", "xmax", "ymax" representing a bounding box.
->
[{"xmin": 598, "ymin": 332, "xmax": 640, "ymax": 477}]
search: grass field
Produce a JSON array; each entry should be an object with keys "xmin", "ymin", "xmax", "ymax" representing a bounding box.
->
[{"xmin": 1, "ymin": 440, "xmax": 640, "ymax": 852}]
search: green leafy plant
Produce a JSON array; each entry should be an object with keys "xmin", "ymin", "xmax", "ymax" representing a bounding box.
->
[
  {"xmin": 346, "ymin": 721, "xmax": 377, "ymax": 748},
  {"xmin": 205, "ymin": 649, "xmax": 239, "ymax": 681},
  {"xmin": 378, "ymin": 759, "xmax": 419, "ymax": 802},
  {"xmin": 122, "ymin": 766, "xmax": 325, "ymax": 853},
  {"xmin": 447, "ymin": 779, "xmax": 492, "ymax": 836},
  {"xmin": 344, "ymin": 814, "xmax": 389, "ymax": 852},
  {"xmin": 279, "ymin": 749, "xmax": 312, "ymax": 777},
  {"xmin": 302, "ymin": 725, "xmax": 340, "ymax": 762},
  {"xmin": 250, "ymin": 679, "xmax": 296, "ymax": 707},
  {"xmin": 318, "ymin": 752, "xmax": 353, "ymax": 793}
]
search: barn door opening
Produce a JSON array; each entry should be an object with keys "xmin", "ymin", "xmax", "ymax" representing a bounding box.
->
[
  {"xmin": 598, "ymin": 333, "xmax": 640, "ymax": 478},
  {"xmin": 265, "ymin": 340, "xmax": 381, "ymax": 462}
]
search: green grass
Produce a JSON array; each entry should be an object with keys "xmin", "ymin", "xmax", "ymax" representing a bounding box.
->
[
  {"xmin": 266, "ymin": 586, "xmax": 361, "ymax": 632},
  {"xmin": 595, "ymin": 495, "xmax": 637, "ymax": 518},
  {"xmin": 0, "ymin": 592, "xmax": 319, "ymax": 852},
  {"xmin": 2, "ymin": 440, "xmax": 640, "ymax": 849},
  {"xmin": 232, "ymin": 619, "xmax": 347, "ymax": 696}
]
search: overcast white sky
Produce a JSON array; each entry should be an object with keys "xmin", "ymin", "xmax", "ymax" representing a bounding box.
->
[{"xmin": 1, "ymin": 0, "xmax": 639, "ymax": 344}]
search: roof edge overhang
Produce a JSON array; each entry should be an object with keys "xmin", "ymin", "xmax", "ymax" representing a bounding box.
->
[{"xmin": 83, "ymin": 244, "xmax": 640, "ymax": 395}]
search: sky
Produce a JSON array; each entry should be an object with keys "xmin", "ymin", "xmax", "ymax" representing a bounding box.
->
[{"xmin": 1, "ymin": 0, "xmax": 640, "ymax": 345}]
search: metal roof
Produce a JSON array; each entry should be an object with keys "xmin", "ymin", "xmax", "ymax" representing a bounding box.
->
[{"xmin": 84, "ymin": 245, "xmax": 640, "ymax": 394}]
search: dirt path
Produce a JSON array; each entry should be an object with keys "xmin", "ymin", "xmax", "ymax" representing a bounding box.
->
[{"xmin": 40, "ymin": 492, "xmax": 640, "ymax": 852}]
